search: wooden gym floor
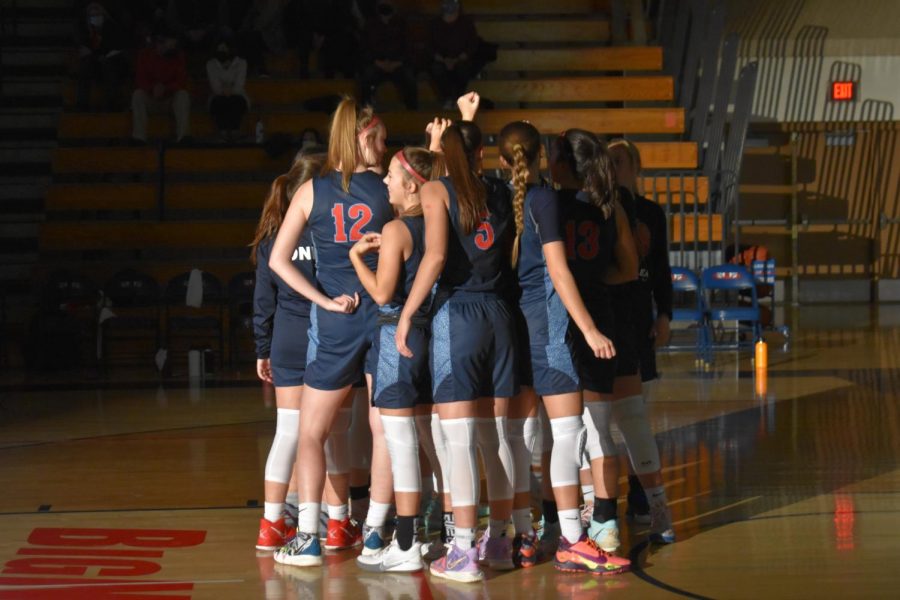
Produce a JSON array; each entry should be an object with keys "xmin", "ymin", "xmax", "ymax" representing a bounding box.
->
[{"xmin": 1, "ymin": 305, "xmax": 899, "ymax": 598}]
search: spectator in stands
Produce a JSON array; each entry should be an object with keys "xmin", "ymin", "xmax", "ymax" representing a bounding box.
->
[
  {"xmin": 207, "ymin": 38, "xmax": 249, "ymax": 142},
  {"xmin": 238, "ymin": 0, "xmax": 289, "ymax": 77},
  {"xmin": 298, "ymin": 0, "xmax": 361, "ymax": 79},
  {"xmin": 299, "ymin": 127, "xmax": 322, "ymax": 152},
  {"xmin": 130, "ymin": 1, "xmax": 168, "ymax": 47},
  {"xmin": 166, "ymin": 0, "xmax": 223, "ymax": 54},
  {"xmin": 74, "ymin": 2, "xmax": 129, "ymax": 111},
  {"xmin": 131, "ymin": 31, "xmax": 191, "ymax": 144},
  {"xmin": 429, "ymin": 0, "xmax": 481, "ymax": 109},
  {"xmin": 358, "ymin": 1, "xmax": 417, "ymax": 110}
]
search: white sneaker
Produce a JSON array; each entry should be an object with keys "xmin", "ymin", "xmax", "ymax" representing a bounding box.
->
[
  {"xmin": 356, "ymin": 539, "xmax": 424, "ymax": 573},
  {"xmin": 587, "ymin": 518, "xmax": 621, "ymax": 553}
]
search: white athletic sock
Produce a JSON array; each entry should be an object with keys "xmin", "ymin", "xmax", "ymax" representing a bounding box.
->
[
  {"xmin": 264, "ymin": 502, "xmax": 283, "ymax": 522},
  {"xmin": 558, "ymin": 508, "xmax": 583, "ymax": 544},
  {"xmin": 455, "ymin": 526, "xmax": 476, "ymax": 549},
  {"xmin": 297, "ymin": 502, "xmax": 321, "ymax": 535},
  {"xmin": 488, "ymin": 518, "xmax": 508, "ymax": 539},
  {"xmin": 365, "ymin": 500, "xmax": 392, "ymax": 529},
  {"xmin": 327, "ymin": 503, "xmax": 348, "ymax": 522},
  {"xmin": 512, "ymin": 508, "xmax": 533, "ymax": 535},
  {"xmin": 581, "ymin": 483, "xmax": 595, "ymax": 504}
]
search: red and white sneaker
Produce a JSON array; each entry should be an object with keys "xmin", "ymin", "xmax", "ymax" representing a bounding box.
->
[
  {"xmin": 324, "ymin": 517, "xmax": 362, "ymax": 550},
  {"xmin": 257, "ymin": 517, "xmax": 292, "ymax": 551}
]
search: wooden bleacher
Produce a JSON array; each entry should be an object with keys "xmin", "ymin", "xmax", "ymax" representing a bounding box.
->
[{"xmin": 39, "ymin": 0, "xmax": 720, "ymax": 370}]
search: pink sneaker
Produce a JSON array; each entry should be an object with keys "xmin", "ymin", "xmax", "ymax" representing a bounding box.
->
[{"xmin": 429, "ymin": 543, "xmax": 483, "ymax": 583}]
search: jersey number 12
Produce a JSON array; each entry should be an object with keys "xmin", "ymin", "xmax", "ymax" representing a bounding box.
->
[{"xmin": 332, "ymin": 203, "xmax": 373, "ymax": 243}]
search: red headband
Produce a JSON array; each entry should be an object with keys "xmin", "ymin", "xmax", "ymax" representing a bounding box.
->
[
  {"xmin": 395, "ymin": 149, "xmax": 427, "ymax": 184},
  {"xmin": 359, "ymin": 115, "xmax": 382, "ymax": 136}
]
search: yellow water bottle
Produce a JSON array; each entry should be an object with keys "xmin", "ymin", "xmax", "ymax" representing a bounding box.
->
[{"xmin": 755, "ymin": 338, "xmax": 768, "ymax": 370}]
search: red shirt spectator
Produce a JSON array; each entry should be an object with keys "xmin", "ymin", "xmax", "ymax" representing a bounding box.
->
[{"xmin": 135, "ymin": 40, "xmax": 189, "ymax": 96}]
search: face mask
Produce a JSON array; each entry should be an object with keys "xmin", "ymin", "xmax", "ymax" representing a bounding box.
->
[{"xmin": 88, "ymin": 15, "xmax": 104, "ymax": 27}]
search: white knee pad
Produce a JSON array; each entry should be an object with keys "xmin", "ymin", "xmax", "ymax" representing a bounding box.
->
[
  {"xmin": 548, "ymin": 415, "xmax": 583, "ymax": 488},
  {"xmin": 349, "ymin": 389, "xmax": 372, "ymax": 470},
  {"xmin": 264, "ymin": 408, "xmax": 300, "ymax": 484},
  {"xmin": 476, "ymin": 417, "xmax": 515, "ymax": 502},
  {"xmin": 611, "ymin": 395, "xmax": 660, "ymax": 475},
  {"xmin": 535, "ymin": 402, "xmax": 553, "ymax": 459},
  {"xmin": 380, "ymin": 415, "xmax": 421, "ymax": 493},
  {"xmin": 440, "ymin": 417, "xmax": 479, "ymax": 507},
  {"xmin": 325, "ymin": 408, "xmax": 351, "ymax": 475},
  {"xmin": 583, "ymin": 401, "xmax": 617, "ymax": 461},
  {"xmin": 415, "ymin": 414, "xmax": 443, "ymax": 494},
  {"xmin": 430, "ymin": 412, "xmax": 451, "ymax": 495},
  {"xmin": 508, "ymin": 417, "xmax": 538, "ymax": 495}
]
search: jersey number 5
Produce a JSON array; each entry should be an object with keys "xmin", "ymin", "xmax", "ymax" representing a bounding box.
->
[
  {"xmin": 474, "ymin": 220, "xmax": 495, "ymax": 250},
  {"xmin": 565, "ymin": 220, "xmax": 600, "ymax": 260},
  {"xmin": 332, "ymin": 203, "xmax": 373, "ymax": 243}
]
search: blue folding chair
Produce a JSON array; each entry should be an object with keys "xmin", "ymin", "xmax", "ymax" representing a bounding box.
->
[
  {"xmin": 701, "ymin": 264, "xmax": 761, "ymax": 353},
  {"xmin": 669, "ymin": 267, "xmax": 710, "ymax": 364}
]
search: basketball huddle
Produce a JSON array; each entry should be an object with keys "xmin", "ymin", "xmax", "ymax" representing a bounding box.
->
[{"xmin": 250, "ymin": 91, "xmax": 674, "ymax": 583}]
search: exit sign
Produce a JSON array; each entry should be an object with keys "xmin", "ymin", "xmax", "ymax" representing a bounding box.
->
[{"xmin": 831, "ymin": 81, "xmax": 856, "ymax": 102}]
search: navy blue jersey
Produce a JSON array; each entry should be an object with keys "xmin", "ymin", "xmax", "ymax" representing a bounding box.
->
[
  {"xmin": 384, "ymin": 215, "xmax": 428, "ymax": 313},
  {"xmin": 308, "ymin": 170, "xmax": 392, "ymax": 298},
  {"xmin": 438, "ymin": 175, "xmax": 514, "ymax": 297},
  {"xmin": 558, "ymin": 189, "xmax": 617, "ymax": 304},
  {"xmin": 517, "ymin": 184, "xmax": 564, "ymax": 304},
  {"xmin": 253, "ymin": 232, "xmax": 316, "ymax": 358}
]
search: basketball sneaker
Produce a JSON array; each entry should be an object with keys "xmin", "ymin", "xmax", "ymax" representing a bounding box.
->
[
  {"xmin": 257, "ymin": 517, "xmax": 292, "ymax": 551},
  {"xmin": 273, "ymin": 531, "xmax": 322, "ymax": 567},
  {"xmin": 420, "ymin": 539, "xmax": 446, "ymax": 562},
  {"xmin": 476, "ymin": 531, "xmax": 514, "ymax": 571},
  {"xmin": 649, "ymin": 502, "xmax": 676, "ymax": 544},
  {"xmin": 512, "ymin": 530, "xmax": 538, "ymax": 568},
  {"xmin": 325, "ymin": 517, "xmax": 362, "ymax": 550},
  {"xmin": 554, "ymin": 534, "xmax": 630, "ymax": 576},
  {"xmin": 361, "ymin": 524, "xmax": 386, "ymax": 556},
  {"xmin": 587, "ymin": 518, "xmax": 621, "ymax": 553},
  {"xmin": 537, "ymin": 519, "xmax": 561, "ymax": 559},
  {"xmin": 356, "ymin": 538, "xmax": 424, "ymax": 573},
  {"xmin": 430, "ymin": 542, "xmax": 483, "ymax": 583}
]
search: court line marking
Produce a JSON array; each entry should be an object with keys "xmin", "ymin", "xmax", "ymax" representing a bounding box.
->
[{"xmin": 0, "ymin": 579, "xmax": 245, "ymax": 590}]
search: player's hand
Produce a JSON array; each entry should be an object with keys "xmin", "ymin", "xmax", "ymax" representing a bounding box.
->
[
  {"xmin": 584, "ymin": 328, "xmax": 616, "ymax": 359},
  {"xmin": 395, "ymin": 314, "xmax": 414, "ymax": 358},
  {"xmin": 457, "ymin": 91, "xmax": 480, "ymax": 121},
  {"xmin": 426, "ymin": 117, "xmax": 452, "ymax": 152},
  {"xmin": 652, "ymin": 315, "xmax": 671, "ymax": 349},
  {"xmin": 325, "ymin": 292, "xmax": 359, "ymax": 314},
  {"xmin": 256, "ymin": 358, "xmax": 273, "ymax": 384},
  {"xmin": 351, "ymin": 233, "xmax": 381, "ymax": 257}
]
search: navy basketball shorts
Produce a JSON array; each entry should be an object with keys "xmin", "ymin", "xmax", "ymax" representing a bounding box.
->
[
  {"xmin": 371, "ymin": 317, "xmax": 432, "ymax": 409},
  {"xmin": 430, "ymin": 294, "xmax": 519, "ymax": 403},
  {"xmin": 304, "ymin": 298, "xmax": 378, "ymax": 391},
  {"xmin": 520, "ymin": 297, "xmax": 580, "ymax": 397},
  {"xmin": 510, "ymin": 303, "xmax": 534, "ymax": 388},
  {"xmin": 571, "ymin": 302, "xmax": 617, "ymax": 394},
  {"xmin": 270, "ymin": 309, "xmax": 310, "ymax": 387}
]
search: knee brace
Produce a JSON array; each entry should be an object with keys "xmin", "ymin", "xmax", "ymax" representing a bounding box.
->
[
  {"xmin": 440, "ymin": 417, "xmax": 479, "ymax": 507},
  {"xmin": 507, "ymin": 417, "xmax": 538, "ymax": 495},
  {"xmin": 380, "ymin": 415, "xmax": 421, "ymax": 493},
  {"xmin": 430, "ymin": 412, "xmax": 451, "ymax": 495},
  {"xmin": 476, "ymin": 417, "xmax": 514, "ymax": 502},
  {"xmin": 548, "ymin": 415, "xmax": 583, "ymax": 488},
  {"xmin": 583, "ymin": 401, "xmax": 617, "ymax": 461},
  {"xmin": 325, "ymin": 407, "xmax": 351, "ymax": 475},
  {"xmin": 264, "ymin": 408, "xmax": 300, "ymax": 484},
  {"xmin": 349, "ymin": 389, "xmax": 372, "ymax": 470},
  {"xmin": 415, "ymin": 414, "xmax": 442, "ymax": 493},
  {"xmin": 611, "ymin": 395, "xmax": 660, "ymax": 475}
]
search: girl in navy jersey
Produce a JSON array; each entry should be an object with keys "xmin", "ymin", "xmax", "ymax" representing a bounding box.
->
[
  {"xmin": 348, "ymin": 146, "xmax": 445, "ymax": 573},
  {"xmin": 498, "ymin": 121, "xmax": 629, "ymax": 575},
  {"xmin": 395, "ymin": 124, "xmax": 516, "ymax": 583},
  {"xmin": 270, "ymin": 97, "xmax": 393, "ymax": 568},
  {"xmin": 606, "ymin": 138, "xmax": 676, "ymax": 544},
  {"xmin": 550, "ymin": 129, "xmax": 640, "ymax": 554},
  {"xmin": 251, "ymin": 153, "xmax": 323, "ymax": 551}
]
